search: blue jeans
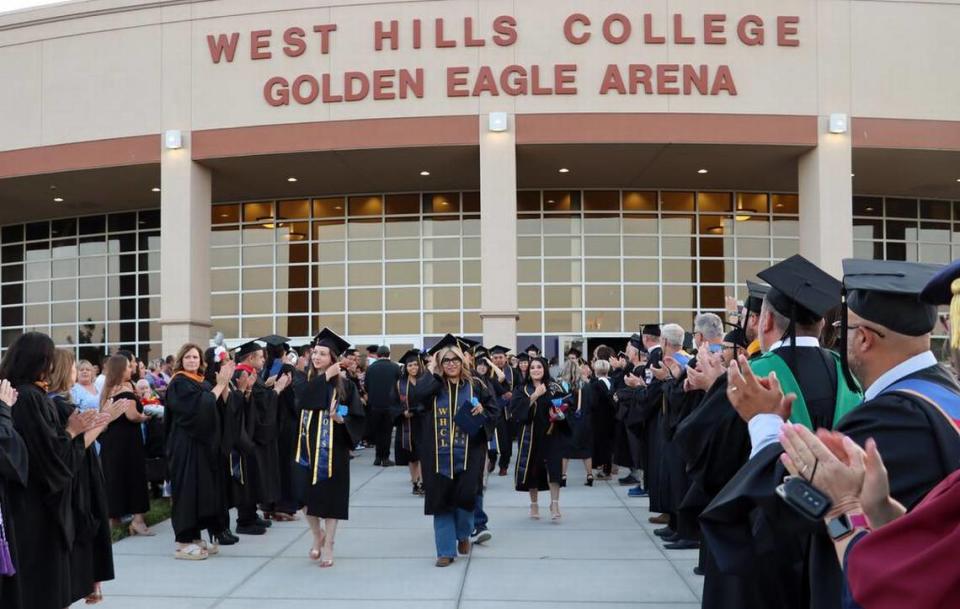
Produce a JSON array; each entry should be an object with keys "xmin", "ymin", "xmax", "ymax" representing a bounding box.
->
[
  {"xmin": 433, "ymin": 509, "xmax": 474, "ymax": 558},
  {"xmin": 473, "ymin": 493, "xmax": 488, "ymax": 531}
]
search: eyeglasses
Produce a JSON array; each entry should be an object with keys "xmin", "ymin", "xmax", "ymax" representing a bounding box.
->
[
  {"xmin": 831, "ymin": 320, "xmax": 886, "ymax": 338},
  {"xmin": 440, "ymin": 357, "xmax": 462, "ymax": 365}
]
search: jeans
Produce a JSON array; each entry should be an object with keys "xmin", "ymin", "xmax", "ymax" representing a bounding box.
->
[
  {"xmin": 433, "ymin": 509, "xmax": 474, "ymax": 558},
  {"xmin": 473, "ymin": 493, "xmax": 488, "ymax": 531}
]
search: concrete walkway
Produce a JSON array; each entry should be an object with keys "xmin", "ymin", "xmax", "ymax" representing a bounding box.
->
[{"xmin": 81, "ymin": 450, "xmax": 703, "ymax": 609}]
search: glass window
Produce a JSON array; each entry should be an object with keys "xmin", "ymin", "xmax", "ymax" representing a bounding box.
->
[
  {"xmin": 545, "ymin": 311, "xmax": 582, "ymax": 332},
  {"xmin": 313, "ymin": 198, "xmax": 345, "ymax": 218},
  {"xmin": 583, "ymin": 191, "xmax": 619, "ymax": 211},
  {"xmin": 518, "ymin": 311, "xmax": 542, "ymax": 333},
  {"xmin": 462, "ymin": 192, "xmax": 481, "ymax": 213},
  {"xmin": 517, "ymin": 191, "xmax": 541, "ymax": 212},
  {"xmin": 242, "ymin": 292, "xmax": 273, "ymax": 315},
  {"xmin": 663, "ymin": 260, "xmax": 695, "ymax": 283},
  {"xmin": 463, "ymin": 286, "xmax": 481, "ymax": 308},
  {"xmin": 348, "ymin": 240, "xmax": 382, "ymax": 261},
  {"xmin": 518, "ymin": 259, "xmax": 541, "ymax": 283},
  {"xmin": 386, "ymin": 287, "xmax": 419, "ymax": 310},
  {"xmin": 584, "ymin": 259, "xmax": 619, "ymax": 282},
  {"xmin": 348, "ymin": 195, "xmax": 383, "ymax": 216},
  {"xmin": 314, "ymin": 220, "xmax": 346, "ymax": 241},
  {"xmin": 462, "ymin": 261, "xmax": 480, "ymax": 284},
  {"xmin": 544, "ymin": 259, "xmax": 581, "ymax": 283},
  {"xmin": 423, "ymin": 216, "xmax": 461, "ymax": 237},
  {"xmin": 585, "ymin": 284, "xmax": 620, "ymax": 308},
  {"xmin": 424, "ymin": 193, "xmax": 459, "ymax": 214},
  {"xmin": 663, "ymin": 285, "xmax": 695, "ymax": 308},
  {"xmin": 544, "ymin": 237, "xmax": 580, "ymax": 257},
  {"xmin": 661, "ymin": 192, "xmax": 694, "ymax": 212},
  {"xmin": 348, "ymin": 219, "xmax": 383, "ymax": 239},
  {"xmin": 423, "ymin": 261, "xmax": 459, "ymax": 284},
  {"xmin": 544, "ymin": 286, "xmax": 581, "ymax": 308},
  {"xmin": 423, "ymin": 238, "xmax": 459, "ymax": 259},
  {"xmin": 517, "ymin": 215, "xmax": 541, "ymax": 235},
  {"xmin": 584, "ymin": 236, "xmax": 619, "ymax": 256},
  {"xmin": 387, "ymin": 313, "xmax": 420, "ymax": 334},
  {"xmin": 623, "ymin": 191, "xmax": 656, "ymax": 211},
  {"xmin": 385, "ymin": 217, "xmax": 419, "ymax": 237},
  {"xmin": 424, "ymin": 287, "xmax": 459, "ymax": 309},
  {"xmin": 543, "ymin": 191, "xmax": 580, "ymax": 212},
  {"xmin": 349, "ymin": 263, "xmax": 382, "ymax": 286},
  {"xmin": 772, "ymin": 194, "xmax": 799, "ymax": 214},
  {"xmin": 424, "ymin": 312, "xmax": 459, "ymax": 334},
  {"xmin": 518, "ymin": 237, "xmax": 541, "ymax": 257},
  {"xmin": 586, "ymin": 310, "xmax": 621, "ymax": 332},
  {"xmin": 385, "ymin": 262, "xmax": 420, "ymax": 285},
  {"xmin": 317, "ymin": 264, "xmax": 344, "ymax": 288},
  {"xmin": 314, "ymin": 289, "xmax": 345, "ymax": 312},
  {"xmin": 624, "ymin": 285, "xmax": 659, "ymax": 308},
  {"xmin": 519, "ymin": 286, "xmax": 541, "ymax": 308},
  {"xmin": 734, "ymin": 193, "xmax": 768, "ymax": 214},
  {"xmin": 386, "ymin": 239, "xmax": 420, "ymax": 259},
  {"xmin": 278, "ymin": 199, "xmax": 311, "ymax": 220},
  {"xmin": 349, "ymin": 288, "xmax": 382, "ymax": 311},
  {"xmin": 622, "ymin": 235, "xmax": 659, "ymax": 256},
  {"xmin": 623, "ymin": 259, "xmax": 659, "ymax": 283}
]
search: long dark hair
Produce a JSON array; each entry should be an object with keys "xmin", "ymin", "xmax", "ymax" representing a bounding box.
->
[
  {"xmin": 527, "ymin": 356, "xmax": 553, "ymax": 386},
  {"xmin": 99, "ymin": 354, "xmax": 131, "ymax": 408},
  {"xmin": 0, "ymin": 331, "xmax": 56, "ymax": 387},
  {"xmin": 117, "ymin": 349, "xmax": 138, "ymax": 382},
  {"xmin": 204, "ymin": 347, "xmax": 220, "ymax": 385}
]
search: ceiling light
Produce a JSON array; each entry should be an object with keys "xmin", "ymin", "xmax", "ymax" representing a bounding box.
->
[
  {"xmin": 420, "ymin": 170, "xmax": 430, "ymax": 176},
  {"xmin": 558, "ymin": 168, "xmax": 570, "ymax": 173},
  {"xmin": 219, "ymin": 213, "xmax": 230, "ymax": 218},
  {"xmin": 697, "ymin": 168, "xmax": 708, "ymax": 174},
  {"xmin": 287, "ymin": 177, "xmax": 298, "ymax": 182},
  {"xmin": 257, "ymin": 215, "xmax": 287, "ymax": 229},
  {"xmin": 865, "ymin": 207, "xmax": 874, "ymax": 212},
  {"xmin": 53, "ymin": 197, "xmax": 64, "ymax": 202},
  {"xmin": 735, "ymin": 214, "xmax": 751, "ymax": 222},
  {"xmin": 151, "ymin": 187, "xmax": 161, "ymax": 192},
  {"xmin": 956, "ymin": 178, "xmax": 960, "ymax": 182},
  {"xmin": 546, "ymin": 199, "xmax": 555, "ymax": 204},
  {"xmin": 706, "ymin": 226, "xmax": 724, "ymax": 234},
  {"xmin": 334, "ymin": 206, "xmax": 342, "ymax": 210},
  {"xmin": 850, "ymin": 173, "xmax": 855, "ymax": 178},
  {"xmin": 283, "ymin": 232, "xmax": 306, "ymax": 241}
]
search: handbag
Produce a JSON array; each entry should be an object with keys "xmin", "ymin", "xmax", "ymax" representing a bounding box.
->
[{"xmin": 0, "ymin": 504, "xmax": 15, "ymax": 576}]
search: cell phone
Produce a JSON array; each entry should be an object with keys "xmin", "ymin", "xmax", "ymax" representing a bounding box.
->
[
  {"xmin": 336, "ymin": 404, "xmax": 348, "ymax": 418},
  {"xmin": 775, "ymin": 476, "xmax": 832, "ymax": 521}
]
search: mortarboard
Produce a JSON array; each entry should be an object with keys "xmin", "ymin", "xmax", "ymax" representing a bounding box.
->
[
  {"xmin": 744, "ymin": 280, "xmax": 770, "ymax": 314},
  {"xmin": 524, "ymin": 343, "xmax": 542, "ymax": 354},
  {"xmin": 628, "ymin": 333, "xmax": 643, "ymax": 350},
  {"xmin": 428, "ymin": 334, "xmax": 462, "ymax": 356},
  {"xmin": 758, "ymin": 255, "xmax": 841, "ymax": 325},
  {"xmin": 366, "ymin": 345, "xmax": 379, "ymax": 354},
  {"xmin": 516, "ymin": 353, "xmax": 531, "ymax": 362},
  {"xmin": 399, "ymin": 349, "xmax": 425, "ymax": 365},
  {"xmin": 454, "ymin": 401, "xmax": 485, "ymax": 436},
  {"xmin": 234, "ymin": 340, "xmax": 263, "ymax": 360},
  {"xmin": 920, "ymin": 258, "xmax": 960, "ymax": 348},
  {"xmin": 641, "ymin": 324, "xmax": 661, "ymax": 337},
  {"xmin": 459, "ymin": 336, "xmax": 480, "ymax": 350},
  {"xmin": 312, "ymin": 328, "xmax": 351, "ymax": 357},
  {"xmin": 844, "ymin": 259, "xmax": 942, "ymax": 337},
  {"xmin": 489, "ymin": 345, "xmax": 511, "ymax": 355},
  {"xmin": 259, "ymin": 334, "xmax": 290, "ymax": 348},
  {"xmin": 723, "ymin": 327, "xmax": 748, "ymax": 349}
]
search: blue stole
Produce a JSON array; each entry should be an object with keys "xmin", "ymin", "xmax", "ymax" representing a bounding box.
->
[
  {"xmin": 295, "ymin": 389, "xmax": 338, "ymax": 484},
  {"xmin": 883, "ymin": 378, "xmax": 960, "ymax": 428},
  {"xmin": 514, "ymin": 385, "xmax": 538, "ymax": 486},
  {"xmin": 434, "ymin": 380, "xmax": 473, "ymax": 479},
  {"xmin": 399, "ymin": 377, "xmax": 414, "ymax": 452}
]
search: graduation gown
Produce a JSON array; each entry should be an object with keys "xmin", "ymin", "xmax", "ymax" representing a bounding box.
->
[
  {"xmin": 510, "ymin": 381, "xmax": 571, "ymax": 491},
  {"xmin": 495, "ymin": 366, "xmax": 518, "ymax": 468},
  {"xmin": 589, "ymin": 376, "xmax": 616, "ymax": 470},
  {"xmin": 99, "ymin": 388, "xmax": 150, "ymax": 517},
  {"xmin": 394, "ymin": 375, "xmax": 423, "ymax": 466},
  {"xmin": 8, "ymin": 383, "xmax": 85, "ymax": 609},
  {"xmin": 0, "ymin": 399, "xmax": 27, "ymax": 609},
  {"xmin": 274, "ymin": 366, "xmax": 302, "ymax": 512},
  {"xmin": 221, "ymin": 384, "xmax": 257, "ymax": 509},
  {"xmin": 660, "ymin": 365, "xmax": 705, "ymax": 533},
  {"xmin": 411, "ymin": 374, "xmax": 497, "ymax": 515},
  {"xmin": 293, "ymin": 374, "xmax": 365, "ymax": 519},
  {"xmin": 165, "ymin": 373, "xmax": 223, "ymax": 537},
  {"xmin": 563, "ymin": 381, "xmax": 594, "ymax": 459},
  {"xmin": 701, "ymin": 360, "xmax": 960, "ymax": 609},
  {"xmin": 51, "ymin": 395, "xmax": 114, "ymax": 601},
  {"xmin": 611, "ymin": 366, "xmax": 637, "ymax": 469},
  {"xmin": 249, "ymin": 379, "xmax": 281, "ymax": 504}
]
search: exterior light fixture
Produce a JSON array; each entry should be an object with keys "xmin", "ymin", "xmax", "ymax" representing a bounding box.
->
[
  {"xmin": 53, "ymin": 197, "xmax": 64, "ymax": 202},
  {"xmin": 488, "ymin": 112, "xmax": 508, "ymax": 132},
  {"xmin": 558, "ymin": 168, "xmax": 570, "ymax": 173},
  {"xmin": 828, "ymin": 113, "xmax": 848, "ymax": 134},
  {"xmin": 697, "ymin": 168, "xmax": 708, "ymax": 174},
  {"xmin": 420, "ymin": 170, "xmax": 430, "ymax": 176},
  {"xmin": 151, "ymin": 187, "xmax": 161, "ymax": 192},
  {"xmin": 164, "ymin": 129, "xmax": 183, "ymax": 149},
  {"xmin": 287, "ymin": 177, "xmax": 298, "ymax": 182}
]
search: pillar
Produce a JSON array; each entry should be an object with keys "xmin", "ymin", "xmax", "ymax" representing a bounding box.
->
[
  {"xmin": 160, "ymin": 143, "xmax": 213, "ymax": 355},
  {"xmin": 798, "ymin": 0, "xmax": 854, "ymax": 278},
  {"xmin": 479, "ymin": 113, "xmax": 519, "ymax": 349}
]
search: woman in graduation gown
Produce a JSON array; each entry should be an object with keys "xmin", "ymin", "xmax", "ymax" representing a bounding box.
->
[
  {"xmin": 410, "ymin": 338, "xmax": 497, "ymax": 567},
  {"xmin": 562, "ymin": 358, "xmax": 596, "ymax": 486},
  {"xmin": 47, "ymin": 348, "xmax": 122, "ymax": 603},
  {"xmin": 166, "ymin": 343, "xmax": 233, "ymax": 560},
  {"xmin": 473, "ymin": 353, "xmax": 507, "ymax": 472},
  {"xmin": 0, "ymin": 378, "xmax": 26, "ymax": 609},
  {"xmin": 510, "ymin": 356, "xmax": 571, "ymax": 520},
  {"xmin": 589, "ymin": 356, "xmax": 617, "ymax": 480},
  {"xmin": 293, "ymin": 329, "xmax": 365, "ymax": 568},
  {"xmin": 3, "ymin": 332, "xmax": 112, "ymax": 609},
  {"xmin": 395, "ymin": 349, "xmax": 426, "ymax": 496},
  {"xmin": 203, "ymin": 346, "xmax": 242, "ymax": 547}
]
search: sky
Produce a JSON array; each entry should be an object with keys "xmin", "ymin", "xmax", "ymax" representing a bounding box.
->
[{"xmin": 0, "ymin": 0, "xmax": 76, "ymax": 14}]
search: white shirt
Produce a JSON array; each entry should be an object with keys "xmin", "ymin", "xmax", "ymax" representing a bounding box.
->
[
  {"xmin": 863, "ymin": 350, "xmax": 938, "ymax": 401},
  {"xmin": 747, "ymin": 336, "xmax": 822, "ymax": 458},
  {"xmin": 94, "ymin": 373, "xmax": 106, "ymax": 393}
]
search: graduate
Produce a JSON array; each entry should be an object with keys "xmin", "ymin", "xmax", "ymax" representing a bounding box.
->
[
  {"xmin": 470, "ymin": 346, "xmax": 505, "ymax": 543},
  {"xmin": 165, "ymin": 343, "xmax": 235, "ymax": 560},
  {"xmin": 524, "ymin": 343, "xmax": 542, "ymax": 359},
  {"xmin": 410, "ymin": 335, "xmax": 498, "ymax": 567},
  {"xmin": 588, "ymin": 347, "xmax": 617, "ymax": 480},
  {"xmin": 510, "ymin": 356, "xmax": 571, "ymax": 521},
  {"xmin": 0, "ymin": 376, "xmax": 25, "ymax": 609},
  {"xmin": 395, "ymin": 349, "xmax": 426, "ymax": 496},
  {"xmin": 294, "ymin": 329, "xmax": 365, "ymax": 568},
  {"xmin": 489, "ymin": 346, "xmax": 517, "ymax": 476},
  {"xmin": 259, "ymin": 335, "xmax": 301, "ymax": 522},
  {"xmin": 561, "ymin": 353, "xmax": 595, "ymax": 486},
  {"xmin": 203, "ymin": 346, "xmax": 242, "ymax": 548}
]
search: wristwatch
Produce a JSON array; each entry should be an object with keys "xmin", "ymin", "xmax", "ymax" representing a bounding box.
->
[{"xmin": 826, "ymin": 512, "xmax": 870, "ymax": 541}]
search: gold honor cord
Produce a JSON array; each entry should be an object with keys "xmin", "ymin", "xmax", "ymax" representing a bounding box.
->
[
  {"xmin": 294, "ymin": 410, "xmax": 314, "ymax": 465},
  {"xmin": 449, "ymin": 381, "xmax": 457, "ymax": 477},
  {"xmin": 517, "ymin": 385, "xmax": 536, "ymax": 485}
]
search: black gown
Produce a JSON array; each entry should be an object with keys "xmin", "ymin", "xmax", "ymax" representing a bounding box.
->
[
  {"xmin": 659, "ymin": 363, "xmax": 706, "ymax": 536},
  {"xmin": 563, "ymin": 381, "xmax": 594, "ymax": 460},
  {"xmin": 701, "ymin": 359, "xmax": 960, "ymax": 609},
  {"xmin": 8, "ymin": 383, "xmax": 85, "ymax": 609},
  {"xmin": 495, "ymin": 366, "xmax": 518, "ymax": 470},
  {"xmin": 165, "ymin": 374, "xmax": 223, "ymax": 539},
  {"xmin": 411, "ymin": 374, "xmax": 497, "ymax": 515},
  {"xmin": 0, "ymin": 398, "xmax": 27, "ymax": 609},
  {"xmin": 589, "ymin": 376, "xmax": 616, "ymax": 471},
  {"xmin": 510, "ymin": 382, "xmax": 570, "ymax": 491},
  {"xmin": 51, "ymin": 394, "xmax": 114, "ymax": 601},
  {"xmin": 99, "ymin": 387, "xmax": 150, "ymax": 518},
  {"xmin": 293, "ymin": 374, "xmax": 365, "ymax": 519},
  {"xmin": 249, "ymin": 379, "xmax": 281, "ymax": 507},
  {"xmin": 273, "ymin": 366, "xmax": 302, "ymax": 513},
  {"xmin": 394, "ymin": 376, "xmax": 423, "ymax": 466},
  {"xmin": 221, "ymin": 381, "xmax": 257, "ymax": 511}
]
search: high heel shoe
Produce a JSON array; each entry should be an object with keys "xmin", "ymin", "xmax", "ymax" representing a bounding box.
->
[
  {"xmin": 585, "ymin": 475, "xmax": 594, "ymax": 487},
  {"xmin": 560, "ymin": 475, "xmax": 567, "ymax": 488},
  {"xmin": 550, "ymin": 500, "xmax": 562, "ymax": 521},
  {"xmin": 529, "ymin": 503, "xmax": 540, "ymax": 520}
]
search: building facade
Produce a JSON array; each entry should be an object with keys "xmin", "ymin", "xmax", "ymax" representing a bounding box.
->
[{"xmin": 1, "ymin": 0, "xmax": 958, "ymax": 360}]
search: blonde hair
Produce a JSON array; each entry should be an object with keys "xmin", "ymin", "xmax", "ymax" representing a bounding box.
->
[
  {"xmin": 48, "ymin": 348, "xmax": 76, "ymax": 395},
  {"xmin": 434, "ymin": 346, "xmax": 473, "ymax": 385},
  {"xmin": 592, "ymin": 359, "xmax": 611, "ymax": 376}
]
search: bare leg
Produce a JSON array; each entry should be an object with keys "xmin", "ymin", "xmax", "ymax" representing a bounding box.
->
[
  {"xmin": 529, "ymin": 489, "xmax": 540, "ymax": 519},
  {"xmin": 321, "ymin": 518, "xmax": 339, "ymax": 567},
  {"xmin": 549, "ymin": 482, "xmax": 562, "ymax": 520},
  {"xmin": 305, "ymin": 512, "xmax": 323, "ymax": 560},
  {"xmin": 562, "ymin": 458, "xmax": 569, "ymax": 476},
  {"xmin": 408, "ymin": 462, "xmax": 418, "ymax": 484},
  {"xmin": 583, "ymin": 458, "xmax": 593, "ymax": 476}
]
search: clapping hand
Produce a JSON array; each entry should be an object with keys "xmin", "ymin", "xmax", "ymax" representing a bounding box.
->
[
  {"xmin": 651, "ymin": 364, "xmax": 670, "ymax": 381},
  {"xmin": 624, "ymin": 372, "xmax": 644, "ymax": 388},
  {"xmin": 66, "ymin": 409, "xmax": 107, "ymax": 438},
  {"xmin": 662, "ymin": 357, "xmax": 682, "ymax": 379},
  {"xmin": 102, "ymin": 398, "xmax": 131, "ymax": 425},
  {"xmin": 726, "ymin": 355, "xmax": 794, "ymax": 423},
  {"xmin": 216, "ymin": 360, "xmax": 236, "ymax": 387},
  {"xmin": 687, "ymin": 346, "xmax": 724, "ymax": 392},
  {"xmin": 0, "ymin": 379, "xmax": 18, "ymax": 407}
]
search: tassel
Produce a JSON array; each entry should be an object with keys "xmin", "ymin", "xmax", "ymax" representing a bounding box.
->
[
  {"xmin": 0, "ymin": 504, "xmax": 15, "ymax": 576},
  {"xmin": 950, "ymin": 278, "xmax": 960, "ymax": 349}
]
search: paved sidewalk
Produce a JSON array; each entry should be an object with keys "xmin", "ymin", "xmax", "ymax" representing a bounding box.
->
[{"xmin": 80, "ymin": 451, "xmax": 703, "ymax": 608}]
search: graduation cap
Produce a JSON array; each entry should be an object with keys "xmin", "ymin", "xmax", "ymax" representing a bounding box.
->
[
  {"xmin": 428, "ymin": 334, "xmax": 463, "ymax": 356},
  {"xmin": 524, "ymin": 343, "xmax": 542, "ymax": 355},
  {"xmin": 920, "ymin": 258, "xmax": 960, "ymax": 348},
  {"xmin": 399, "ymin": 348, "xmax": 425, "ymax": 365},
  {"xmin": 683, "ymin": 332, "xmax": 695, "ymax": 352},
  {"xmin": 744, "ymin": 280, "xmax": 770, "ymax": 315},
  {"xmin": 312, "ymin": 328, "xmax": 351, "ymax": 358},
  {"xmin": 627, "ymin": 333, "xmax": 643, "ymax": 350},
  {"xmin": 459, "ymin": 336, "xmax": 480, "ymax": 351},
  {"xmin": 454, "ymin": 402, "xmax": 486, "ymax": 436},
  {"xmin": 758, "ymin": 255, "xmax": 841, "ymax": 325},
  {"xmin": 641, "ymin": 324, "xmax": 661, "ymax": 337},
  {"xmin": 234, "ymin": 340, "xmax": 263, "ymax": 360},
  {"xmin": 259, "ymin": 334, "xmax": 290, "ymax": 348},
  {"xmin": 489, "ymin": 345, "xmax": 511, "ymax": 355},
  {"xmin": 723, "ymin": 327, "xmax": 749, "ymax": 349},
  {"xmin": 516, "ymin": 353, "xmax": 531, "ymax": 363}
]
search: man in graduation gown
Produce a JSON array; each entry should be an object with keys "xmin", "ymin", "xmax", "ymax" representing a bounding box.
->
[
  {"xmin": 489, "ymin": 346, "xmax": 517, "ymax": 476},
  {"xmin": 621, "ymin": 326, "xmax": 667, "ymax": 510},
  {"xmin": 700, "ymin": 257, "xmax": 960, "ymax": 609}
]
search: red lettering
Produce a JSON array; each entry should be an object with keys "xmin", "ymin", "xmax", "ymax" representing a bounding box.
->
[
  {"xmin": 673, "ymin": 15, "xmax": 694, "ymax": 44},
  {"xmin": 711, "ymin": 65, "xmax": 737, "ymax": 95},
  {"xmin": 264, "ymin": 76, "xmax": 289, "ymax": 106},
  {"xmin": 704, "ymin": 14, "xmax": 726, "ymax": 44},
  {"xmin": 447, "ymin": 66, "xmax": 470, "ymax": 97},
  {"xmin": 599, "ymin": 65, "xmax": 626, "ymax": 95},
  {"xmin": 312, "ymin": 24, "xmax": 337, "ymax": 54},
  {"xmin": 500, "ymin": 65, "xmax": 528, "ymax": 96},
  {"xmin": 283, "ymin": 27, "xmax": 306, "ymax": 57},
  {"xmin": 321, "ymin": 74, "xmax": 342, "ymax": 103},
  {"xmin": 564, "ymin": 14, "xmax": 591, "ymax": 44},
  {"xmin": 207, "ymin": 33, "xmax": 239, "ymax": 63},
  {"xmin": 737, "ymin": 15, "xmax": 764, "ymax": 45},
  {"xmin": 683, "ymin": 65, "xmax": 709, "ymax": 94},
  {"xmin": 435, "ymin": 18, "xmax": 456, "ymax": 48},
  {"xmin": 372, "ymin": 70, "xmax": 395, "ymax": 100},
  {"xmin": 472, "ymin": 66, "xmax": 499, "ymax": 96},
  {"xmin": 399, "ymin": 69, "xmax": 424, "ymax": 99},
  {"xmin": 413, "ymin": 19, "xmax": 422, "ymax": 49},
  {"xmin": 530, "ymin": 65, "xmax": 551, "ymax": 95},
  {"xmin": 555, "ymin": 64, "xmax": 578, "ymax": 95},
  {"xmin": 630, "ymin": 64, "xmax": 653, "ymax": 94},
  {"xmin": 250, "ymin": 30, "xmax": 272, "ymax": 60},
  {"xmin": 292, "ymin": 75, "xmax": 319, "ymax": 104},
  {"xmin": 492, "ymin": 15, "xmax": 518, "ymax": 46},
  {"xmin": 777, "ymin": 16, "xmax": 800, "ymax": 46},
  {"xmin": 375, "ymin": 20, "xmax": 399, "ymax": 51},
  {"xmin": 657, "ymin": 64, "xmax": 679, "ymax": 94},
  {"xmin": 643, "ymin": 14, "xmax": 665, "ymax": 44},
  {"xmin": 344, "ymin": 72, "xmax": 370, "ymax": 101},
  {"xmin": 602, "ymin": 14, "xmax": 631, "ymax": 44},
  {"xmin": 464, "ymin": 17, "xmax": 485, "ymax": 47}
]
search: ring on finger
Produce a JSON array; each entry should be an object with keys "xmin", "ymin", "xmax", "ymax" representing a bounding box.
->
[{"xmin": 729, "ymin": 386, "xmax": 739, "ymax": 392}]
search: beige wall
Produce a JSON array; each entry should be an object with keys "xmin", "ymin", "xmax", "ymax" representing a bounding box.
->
[{"xmin": 1, "ymin": 0, "xmax": 959, "ymax": 152}]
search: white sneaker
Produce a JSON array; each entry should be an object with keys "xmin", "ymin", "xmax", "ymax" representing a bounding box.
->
[{"xmin": 470, "ymin": 529, "xmax": 492, "ymax": 544}]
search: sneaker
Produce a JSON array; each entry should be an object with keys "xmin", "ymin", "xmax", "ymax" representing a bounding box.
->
[
  {"xmin": 354, "ymin": 443, "xmax": 366, "ymax": 451},
  {"xmin": 470, "ymin": 529, "xmax": 492, "ymax": 545},
  {"xmin": 627, "ymin": 486, "xmax": 648, "ymax": 497},
  {"xmin": 618, "ymin": 474, "xmax": 640, "ymax": 486}
]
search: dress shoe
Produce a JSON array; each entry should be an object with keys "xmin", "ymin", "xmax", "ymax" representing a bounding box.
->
[
  {"xmin": 661, "ymin": 533, "xmax": 681, "ymax": 543},
  {"xmin": 618, "ymin": 474, "xmax": 639, "ymax": 486},
  {"xmin": 498, "ymin": 468, "xmax": 508, "ymax": 476},
  {"xmin": 435, "ymin": 557, "xmax": 454, "ymax": 567},
  {"xmin": 649, "ymin": 513, "xmax": 670, "ymax": 525},
  {"xmin": 373, "ymin": 458, "xmax": 382, "ymax": 466},
  {"xmin": 664, "ymin": 539, "xmax": 700, "ymax": 550},
  {"xmin": 255, "ymin": 517, "xmax": 272, "ymax": 528},
  {"xmin": 223, "ymin": 530, "xmax": 240, "ymax": 544},
  {"xmin": 235, "ymin": 524, "xmax": 266, "ymax": 535},
  {"xmin": 693, "ymin": 566, "xmax": 705, "ymax": 576},
  {"xmin": 653, "ymin": 526, "xmax": 675, "ymax": 538},
  {"xmin": 211, "ymin": 531, "xmax": 238, "ymax": 546},
  {"xmin": 627, "ymin": 486, "xmax": 648, "ymax": 497},
  {"xmin": 381, "ymin": 459, "xmax": 395, "ymax": 467},
  {"xmin": 457, "ymin": 539, "xmax": 471, "ymax": 555}
]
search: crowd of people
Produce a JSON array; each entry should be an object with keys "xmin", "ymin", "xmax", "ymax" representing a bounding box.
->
[{"xmin": 0, "ymin": 254, "xmax": 959, "ymax": 609}]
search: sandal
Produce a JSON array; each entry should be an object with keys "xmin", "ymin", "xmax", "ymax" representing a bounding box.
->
[
  {"xmin": 174, "ymin": 543, "xmax": 208, "ymax": 560},
  {"xmin": 129, "ymin": 522, "xmax": 156, "ymax": 537},
  {"xmin": 550, "ymin": 500, "xmax": 562, "ymax": 521},
  {"xmin": 319, "ymin": 541, "xmax": 335, "ymax": 568},
  {"xmin": 196, "ymin": 539, "xmax": 219, "ymax": 556},
  {"xmin": 84, "ymin": 583, "xmax": 103, "ymax": 604},
  {"xmin": 309, "ymin": 530, "xmax": 325, "ymax": 561},
  {"xmin": 529, "ymin": 503, "xmax": 540, "ymax": 520}
]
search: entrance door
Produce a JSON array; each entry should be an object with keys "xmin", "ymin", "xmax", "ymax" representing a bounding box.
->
[
  {"xmin": 350, "ymin": 335, "xmax": 420, "ymax": 362},
  {"xmin": 557, "ymin": 335, "xmax": 586, "ymax": 359}
]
